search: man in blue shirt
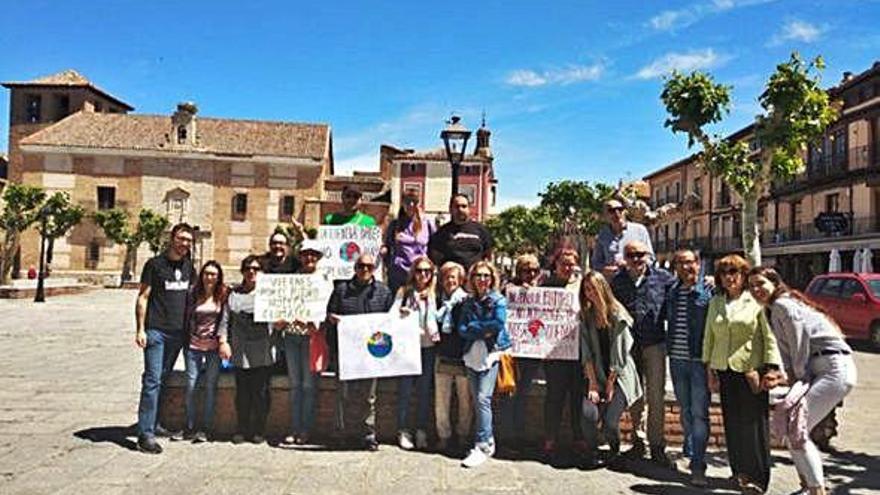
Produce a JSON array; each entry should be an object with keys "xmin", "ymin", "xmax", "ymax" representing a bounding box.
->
[
  {"xmin": 662, "ymin": 249, "xmax": 713, "ymax": 486},
  {"xmin": 611, "ymin": 240, "xmax": 674, "ymax": 467},
  {"xmin": 591, "ymin": 199, "xmax": 654, "ymax": 280}
]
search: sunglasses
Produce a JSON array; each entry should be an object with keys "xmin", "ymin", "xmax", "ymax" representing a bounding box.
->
[
  {"xmin": 270, "ymin": 240, "xmax": 288, "ymax": 246},
  {"xmin": 355, "ymin": 263, "xmax": 375, "ymax": 270},
  {"xmin": 472, "ymin": 273, "xmax": 492, "ymax": 279},
  {"xmin": 415, "ymin": 268, "xmax": 433, "ymax": 275},
  {"xmin": 244, "ymin": 265, "xmax": 262, "ymax": 272},
  {"xmin": 625, "ymin": 252, "xmax": 648, "ymax": 260},
  {"xmin": 606, "ymin": 206, "xmax": 625, "ymax": 213}
]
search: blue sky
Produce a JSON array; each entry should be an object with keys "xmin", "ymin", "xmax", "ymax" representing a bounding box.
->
[{"xmin": 2, "ymin": 0, "xmax": 879, "ymax": 209}]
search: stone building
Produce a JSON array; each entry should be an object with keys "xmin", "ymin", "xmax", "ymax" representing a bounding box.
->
[
  {"xmin": 643, "ymin": 61, "xmax": 880, "ymax": 287},
  {"xmin": 3, "ymin": 70, "xmax": 334, "ymax": 278},
  {"xmin": 378, "ymin": 119, "xmax": 497, "ymax": 222}
]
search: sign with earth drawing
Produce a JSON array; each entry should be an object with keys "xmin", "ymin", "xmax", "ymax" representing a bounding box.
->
[
  {"xmin": 314, "ymin": 225, "xmax": 384, "ymax": 280},
  {"xmin": 506, "ymin": 286, "xmax": 580, "ymax": 360},
  {"xmin": 336, "ymin": 311, "xmax": 421, "ymax": 380}
]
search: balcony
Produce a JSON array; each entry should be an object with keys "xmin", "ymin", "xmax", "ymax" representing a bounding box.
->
[{"xmin": 762, "ymin": 215, "xmax": 880, "ymax": 245}]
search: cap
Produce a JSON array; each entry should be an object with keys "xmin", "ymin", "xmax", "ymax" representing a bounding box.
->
[
  {"xmin": 299, "ymin": 240, "xmax": 324, "ymax": 258},
  {"xmin": 342, "ymin": 184, "xmax": 363, "ymax": 197},
  {"xmin": 604, "ymin": 198, "xmax": 625, "ymax": 210}
]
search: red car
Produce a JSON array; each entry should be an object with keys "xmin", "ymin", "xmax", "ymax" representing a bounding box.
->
[{"xmin": 805, "ymin": 273, "xmax": 880, "ymax": 348}]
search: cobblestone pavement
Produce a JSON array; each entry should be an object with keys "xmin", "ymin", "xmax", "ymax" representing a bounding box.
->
[{"xmin": 0, "ymin": 289, "xmax": 877, "ymax": 494}]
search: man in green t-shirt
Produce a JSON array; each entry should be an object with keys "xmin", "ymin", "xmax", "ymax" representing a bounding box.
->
[{"xmin": 324, "ymin": 185, "xmax": 377, "ymax": 226}]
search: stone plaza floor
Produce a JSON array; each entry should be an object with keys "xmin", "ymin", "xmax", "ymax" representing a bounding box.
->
[{"xmin": 0, "ymin": 289, "xmax": 877, "ymax": 494}]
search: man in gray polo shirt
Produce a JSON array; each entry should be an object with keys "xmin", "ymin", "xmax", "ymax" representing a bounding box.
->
[{"xmin": 590, "ymin": 198, "xmax": 654, "ymax": 280}]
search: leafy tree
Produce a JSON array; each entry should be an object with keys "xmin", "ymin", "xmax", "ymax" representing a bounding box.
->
[
  {"xmin": 0, "ymin": 184, "xmax": 46, "ymax": 284},
  {"xmin": 485, "ymin": 205, "xmax": 555, "ymax": 258},
  {"xmin": 36, "ymin": 192, "xmax": 85, "ymax": 272},
  {"xmin": 661, "ymin": 52, "xmax": 837, "ymax": 265},
  {"xmin": 93, "ymin": 208, "xmax": 170, "ymax": 283},
  {"xmin": 538, "ymin": 180, "xmax": 616, "ymax": 237}
]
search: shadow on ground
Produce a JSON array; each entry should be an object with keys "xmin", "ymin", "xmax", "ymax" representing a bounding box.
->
[{"xmin": 73, "ymin": 425, "xmax": 138, "ymax": 451}]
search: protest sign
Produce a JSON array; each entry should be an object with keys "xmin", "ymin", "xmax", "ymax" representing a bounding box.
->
[
  {"xmin": 253, "ymin": 273, "xmax": 333, "ymax": 323},
  {"xmin": 506, "ymin": 286, "xmax": 580, "ymax": 360},
  {"xmin": 337, "ymin": 312, "xmax": 421, "ymax": 381},
  {"xmin": 315, "ymin": 225, "xmax": 383, "ymax": 280}
]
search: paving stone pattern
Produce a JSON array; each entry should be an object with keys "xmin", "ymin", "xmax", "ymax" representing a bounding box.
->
[{"xmin": 0, "ymin": 289, "xmax": 877, "ymax": 494}]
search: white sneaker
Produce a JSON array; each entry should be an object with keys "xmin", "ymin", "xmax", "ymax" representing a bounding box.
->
[
  {"xmin": 415, "ymin": 429, "xmax": 428, "ymax": 450},
  {"xmin": 398, "ymin": 430, "xmax": 414, "ymax": 450},
  {"xmin": 461, "ymin": 442, "xmax": 492, "ymax": 468}
]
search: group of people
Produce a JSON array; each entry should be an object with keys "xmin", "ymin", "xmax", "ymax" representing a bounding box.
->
[{"xmin": 132, "ymin": 187, "xmax": 857, "ymax": 494}]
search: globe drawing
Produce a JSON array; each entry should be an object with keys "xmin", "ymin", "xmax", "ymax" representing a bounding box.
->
[
  {"xmin": 366, "ymin": 331, "xmax": 393, "ymax": 358},
  {"xmin": 339, "ymin": 242, "xmax": 361, "ymax": 262}
]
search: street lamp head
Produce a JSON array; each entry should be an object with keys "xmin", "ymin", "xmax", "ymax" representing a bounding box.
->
[{"xmin": 440, "ymin": 115, "xmax": 472, "ymax": 167}]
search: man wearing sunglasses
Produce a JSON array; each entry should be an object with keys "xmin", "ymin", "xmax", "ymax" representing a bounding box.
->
[
  {"xmin": 591, "ymin": 198, "xmax": 654, "ymax": 280},
  {"xmin": 324, "ymin": 253, "xmax": 393, "ymax": 450},
  {"xmin": 610, "ymin": 240, "xmax": 675, "ymax": 468},
  {"xmin": 323, "ymin": 185, "xmax": 377, "ymax": 226}
]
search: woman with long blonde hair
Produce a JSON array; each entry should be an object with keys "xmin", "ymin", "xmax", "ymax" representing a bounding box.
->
[
  {"xmin": 579, "ymin": 270, "xmax": 642, "ymax": 468},
  {"xmin": 392, "ymin": 255, "xmax": 440, "ymax": 450}
]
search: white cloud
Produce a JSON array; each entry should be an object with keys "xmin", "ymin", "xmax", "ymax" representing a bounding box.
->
[
  {"xmin": 505, "ymin": 63, "xmax": 604, "ymax": 87},
  {"xmin": 769, "ymin": 20, "xmax": 826, "ymax": 46},
  {"xmin": 493, "ymin": 194, "xmax": 541, "ymax": 212},
  {"xmin": 648, "ymin": 0, "xmax": 778, "ymax": 32},
  {"xmin": 635, "ymin": 49, "xmax": 728, "ymax": 79},
  {"xmin": 649, "ymin": 10, "xmax": 697, "ymax": 31}
]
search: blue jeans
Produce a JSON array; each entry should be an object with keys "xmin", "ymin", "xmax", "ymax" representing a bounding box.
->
[
  {"xmin": 284, "ymin": 334, "xmax": 318, "ymax": 435},
  {"xmin": 499, "ymin": 358, "xmax": 540, "ymax": 442},
  {"xmin": 467, "ymin": 362, "xmax": 499, "ymax": 445},
  {"xmin": 184, "ymin": 348, "xmax": 220, "ymax": 432},
  {"xmin": 137, "ymin": 329, "xmax": 184, "ymax": 439},
  {"xmin": 397, "ymin": 347, "xmax": 436, "ymax": 431},
  {"xmin": 670, "ymin": 358, "xmax": 710, "ymax": 473}
]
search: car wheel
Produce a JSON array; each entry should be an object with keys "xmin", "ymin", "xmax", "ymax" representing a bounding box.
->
[{"xmin": 871, "ymin": 321, "xmax": 880, "ymax": 351}]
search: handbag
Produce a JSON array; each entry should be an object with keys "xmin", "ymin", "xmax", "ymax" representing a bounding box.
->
[
  {"xmin": 495, "ymin": 353, "xmax": 517, "ymax": 396},
  {"xmin": 309, "ymin": 327, "xmax": 329, "ymax": 374}
]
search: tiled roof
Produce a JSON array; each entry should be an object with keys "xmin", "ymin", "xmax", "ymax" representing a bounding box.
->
[
  {"xmin": 20, "ymin": 111, "xmax": 330, "ymax": 160},
  {"xmin": 2, "ymin": 69, "xmax": 134, "ymax": 110}
]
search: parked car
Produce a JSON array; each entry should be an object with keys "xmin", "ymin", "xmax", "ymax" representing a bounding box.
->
[{"xmin": 805, "ymin": 272, "xmax": 880, "ymax": 349}]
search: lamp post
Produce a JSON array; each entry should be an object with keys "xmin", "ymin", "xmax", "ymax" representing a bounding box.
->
[
  {"xmin": 34, "ymin": 206, "xmax": 49, "ymax": 303},
  {"xmin": 440, "ymin": 115, "xmax": 471, "ymax": 199}
]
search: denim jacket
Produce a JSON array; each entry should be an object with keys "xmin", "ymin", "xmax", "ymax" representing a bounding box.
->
[
  {"xmin": 661, "ymin": 280, "xmax": 713, "ymax": 360},
  {"xmin": 611, "ymin": 266, "xmax": 675, "ymax": 346},
  {"xmin": 457, "ymin": 290, "xmax": 512, "ymax": 354}
]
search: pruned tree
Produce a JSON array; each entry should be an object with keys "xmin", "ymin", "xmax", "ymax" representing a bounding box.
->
[
  {"xmin": 661, "ymin": 52, "xmax": 838, "ymax": 265},
  {"xmin": 0, "ymin": 184, "xmax": 46, "ymax": 284},
  {"xmin": 36, "ymin": 192, "xmax": 85, "ymax": 273},
  {"xmin": 93, "ymin": 208, "xmax": 170, "ymax": 283}
]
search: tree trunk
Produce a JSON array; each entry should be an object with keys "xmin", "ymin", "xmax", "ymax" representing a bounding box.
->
[
  {"xmin": 741, "ymin": 193, "xmax": 761, "ymax": 266},
  {"xmin": 0, "ymin": 233, "xmax": 20, "ymax": 286},
  {"xmin": 121, "ymin": 244, "xmax": 136, "ymax": 285}
]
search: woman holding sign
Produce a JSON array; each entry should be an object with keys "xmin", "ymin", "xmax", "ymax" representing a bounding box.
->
[
  {"xmin": 579, "ymin": 270, "xmax": 642, "ymax": 469},
  {"xmin": 540, "ymin": 247, "xmax": 587, "ymax": 462},
  {"xmin": 458, "ymin": 261, "xmax": 511, "ymax": 468},
  {"xmin": 382, "ymin": 189, "xmax": 435, "ymax": 295},
  {"xmin": 392, "ymin": 255, "xmax": 440, "ymax": 451},
  {"xmin": 281, "ymin": 241, "xmax": 328, "ymax": 446}
]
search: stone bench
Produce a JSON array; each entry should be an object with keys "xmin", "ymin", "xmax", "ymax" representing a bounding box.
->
[{"xmin": 160, "ymin": 370, "xmax": 729, "ymax": 447}]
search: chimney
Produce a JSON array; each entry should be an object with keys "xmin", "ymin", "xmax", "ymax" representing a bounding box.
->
[{"xmin": 171, "ymin": 102, "xmax": 198, "ymax": 146}]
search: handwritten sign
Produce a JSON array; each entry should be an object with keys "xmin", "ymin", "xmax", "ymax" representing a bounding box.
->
[
  {"xmin": 253, "ymin": 273, "xmax": 333, "ymax": 323},
  {"xmin": 315, "ymin": 225, "xmax": 384, "ymax": 280},
  {"xmin": 506, "ymin": 286, "xmax": 580, "ymax": 360},
  {"xmin": 337, "ymin": 312, "xmax": 421, "ymax": 381}
]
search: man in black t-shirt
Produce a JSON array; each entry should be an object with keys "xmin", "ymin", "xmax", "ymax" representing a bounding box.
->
[
  {"xmin": 428, "ymin": 194, "xmax": 493, "ymax": 272},
  {"xmin": 134, "ymin": 223, "xmax": 195, "ymax": 454}
]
